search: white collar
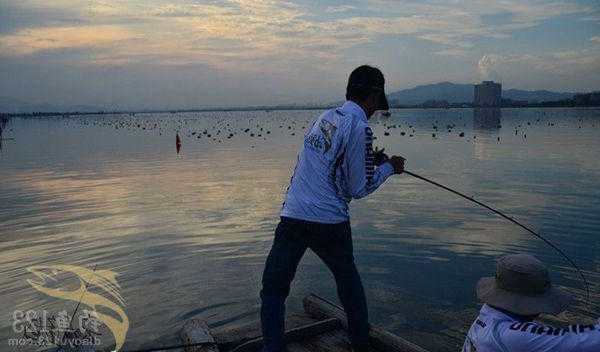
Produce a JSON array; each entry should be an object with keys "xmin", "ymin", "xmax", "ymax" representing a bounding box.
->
[
  {"xmin": 480, "ymin": 304, "xmax": 522, "ymax": 322},
  {"xmin": 340, "ymin": 100, "xmax": 367, "ymax": 123}
]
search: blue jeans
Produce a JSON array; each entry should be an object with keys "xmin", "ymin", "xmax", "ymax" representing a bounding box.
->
[{"xmin": 260, "ymin": 217, "xmax": 369, "ymax": 352}]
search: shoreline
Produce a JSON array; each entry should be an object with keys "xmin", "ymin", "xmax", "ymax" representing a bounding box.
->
[{"xmin": 3, "ymin": 104, "xmax": 600, "ymax": 119}]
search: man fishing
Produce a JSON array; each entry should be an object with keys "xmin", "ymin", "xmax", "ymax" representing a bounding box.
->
[
  {"xmin": 260, "ymin": 65, "xmax": 405, "ymax": 352},
  {"xmin": 463, "ymin": 253, "xmax": 600, "ymax": 351}
]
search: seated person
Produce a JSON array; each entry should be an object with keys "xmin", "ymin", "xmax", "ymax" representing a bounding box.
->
[{"xmin": 462, "ymin": 253, "xmax": 599, "ymax": 351}]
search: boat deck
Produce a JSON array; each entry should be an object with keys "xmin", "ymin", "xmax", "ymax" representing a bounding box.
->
[{"xmin": 180, "ymin": 294, "xmax": 430, "ymax": 352}]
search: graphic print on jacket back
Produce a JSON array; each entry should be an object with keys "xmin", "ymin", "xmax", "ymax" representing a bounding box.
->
[
  {"xmin": 280, "ymin": 101, "xmax": 395, "ymax": 224},
  {"xmin": 305, "ymin": 118, "xmax": 338, "ymax": 155}
]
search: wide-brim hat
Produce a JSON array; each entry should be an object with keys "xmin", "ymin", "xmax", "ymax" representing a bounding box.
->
[{"xmin": 476, "ymin": 254, "xmax": 573, "ymax": 316}]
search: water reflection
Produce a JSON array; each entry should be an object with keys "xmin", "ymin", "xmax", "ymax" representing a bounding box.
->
[
  {"xmin": 0, "ymin": 108, "xmax": 599, "ymax": 352},
  {"xmin": 472, "ymin": 108, "xmax": 502, "ymax": 160},
  {"xmin": 473, "ymin": 107, "xmax": 502, "ymax": 132},
  {"xmin": 0, "ymin": 115, "xmax": 10, "ymax": 152}
]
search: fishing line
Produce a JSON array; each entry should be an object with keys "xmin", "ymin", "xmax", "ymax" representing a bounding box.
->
[
  {"xmin": 57, "ymin": 263, "xmax": 98, "ymax": 348},
  {"xmin": 403, "ymin": 170, "xmax": 591, "ymax": 305},
  {"xmin": 69, "ymin": 264, "xmax": 99, "ymax": 327},
  {"xmin": 57, "ymin": 174, "xmax": 592, "ymax": 352}
]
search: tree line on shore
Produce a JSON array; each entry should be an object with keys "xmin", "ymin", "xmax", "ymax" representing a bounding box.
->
[
  {"xmin": 390, "ymin": 91, "xmax": 600, "ymax": 109},
  {"xmin": 2, "ymin": 91, "xmax": 599, "ymax": 117}
]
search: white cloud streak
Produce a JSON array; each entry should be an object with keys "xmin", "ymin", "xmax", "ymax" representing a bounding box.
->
[
  {"xmin": 0, "ymin": 0, "xmax": 597, "ymax": 106},
  {"xmin": 0, "ymin": 0, "xmax": 592, "ymax": 70}
]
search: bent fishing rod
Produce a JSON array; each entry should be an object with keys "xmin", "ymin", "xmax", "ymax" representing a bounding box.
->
[
  {"xmin": 111, "ymin": 172, "xmax": 594, "ymax": 352},
  {"xmin": 402, "ymin": 169, "xmax": 591, "ymax": 305}
]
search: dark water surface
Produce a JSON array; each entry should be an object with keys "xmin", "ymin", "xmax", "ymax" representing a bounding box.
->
[{"xmin": 1, "ymin": 108, "xmax": 599, "ymax": 351}]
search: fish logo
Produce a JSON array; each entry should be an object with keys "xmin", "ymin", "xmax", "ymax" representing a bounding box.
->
[
  {"xmin": 318, "ymin": 119, "xmax": 337, "ymax": 153},
  {"xmin": 27, "ymin": 265, "xmax": 129, "ymax": 351}
]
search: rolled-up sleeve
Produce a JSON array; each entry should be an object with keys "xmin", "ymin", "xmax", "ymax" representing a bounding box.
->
[{"xmin": 343, "ymin": 124, "xmax": 394, "ymax": 199}]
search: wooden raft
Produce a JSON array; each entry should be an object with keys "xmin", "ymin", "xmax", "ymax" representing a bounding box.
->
[{"xmin": 180, "ymin": 294, "xmax": 430, "ymax": 352}]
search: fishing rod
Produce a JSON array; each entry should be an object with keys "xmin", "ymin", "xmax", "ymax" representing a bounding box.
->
[
  {"xmin": 402, "ymin": 169, "xmax": 591, "ymax": 305},
  {"xmin": 111, "ymin": 172, "xmax": 593, "ymax": 352}
]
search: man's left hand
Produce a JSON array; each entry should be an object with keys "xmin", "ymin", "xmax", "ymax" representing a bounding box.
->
[{"xmin": 373, "ymin": 146, "xmax": 389, "ymax": 166}]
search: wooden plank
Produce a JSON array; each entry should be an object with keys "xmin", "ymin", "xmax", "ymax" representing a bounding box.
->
[
  {"xmin": 299, "ymin": 329, "xmax": 351, "ymax": 352},
  {"xmin": 213, "ymin": 312, "xmax": 318, "ymax": 350},
  {"xmin": 299, "ymin": 328, "xmax": 380, "ymax": 352},
  {"xmin": 286, "ymin": 342, "xmax": 314, "ymax": 352},
  {"xmin": 303, "ymin": 294, "xmax": 430, "ymax": 352},
  {"xmin": 229, "ymin": 318, "xmax": 341, "ymax": 352},
  {"xmin": 180, "ymin": 319, "xmax": 220, "ymax": 352}
]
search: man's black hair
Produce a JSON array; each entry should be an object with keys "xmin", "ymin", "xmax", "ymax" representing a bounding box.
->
[{"xmin": 345, "ymin": 65, "xmax": 386, "ymax": 102}]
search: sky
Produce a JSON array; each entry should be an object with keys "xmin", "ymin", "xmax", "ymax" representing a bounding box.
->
[{"xmin": 0, "ymin": 0, "xmax": 599, "ymax": 110}]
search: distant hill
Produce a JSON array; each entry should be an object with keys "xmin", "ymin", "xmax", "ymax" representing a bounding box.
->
[
  {"xmin": 502, "ymin": 89, "xmax": 574, "ymax": 103},
  {"xmin": 0, "ymin": 83, "xmax": 584, "ymax": 114},
  {"xmin": 387, "ymin": 82, "xmax": 473, "ymax": 105},
  {"xmin": 0, "ymin": 96, "xmax": 101, "ymax": 114},
  {"xmin": 387, "ymin": 82, "xmax": 575, "ymax": 105}
]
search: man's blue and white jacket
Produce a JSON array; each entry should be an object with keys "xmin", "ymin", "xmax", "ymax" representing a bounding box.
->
[{"xmin": 281, "ymin": 101, "xmax": 395, "ymax": 224}]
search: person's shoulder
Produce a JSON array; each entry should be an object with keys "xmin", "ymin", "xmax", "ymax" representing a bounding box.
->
[
  {"xmin": 326, "ymin": 108, "xmax": 358, "ymax": 132},
  {"xmin": 320, "ymin": 107, "xmax": 346, "ymax": 124},
  {"xmin": 344, "ymin": 114, "xmax": 369, "ymax": 133},
  {"xmin": 315, "ymin": 108, "xmax": 335, "ymax": 121},
  {"xmin": 474, "ymin": 307, "xmax": 535, "ymax": 349}
]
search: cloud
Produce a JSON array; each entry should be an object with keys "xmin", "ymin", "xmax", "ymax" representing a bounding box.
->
[
  {"xmin": 477, "ymin": 54, "xmax": 501, "ymax": 81},
  {"xmin": 0, "ymin": 25, "xmax": 136, "ymax": 56},
  {"xmin": 0, "ymin": 0, "xmax": 592, "ymax": 69},
  {"xmin": 0, "ymin": 0, "xmax": 598, "ymax": 107},
  {"xmin": 477, "ymin": 49, "xmax": 600, "ymax": 84},
  {"xmin": 546, "ymin": 51, "xmax": 600, "ymax": 74},
  {"xmin": 435, "ymin": 48, "xmax": 468, "ymax": 57},
  {"xmin": 324, "ymin": 5, "xmax": 356, "ymax": 14},
  {"xmin": 591, "ymin": 36, "xmax": 600, "ymax": 44},
  {"xmin": 580, "ymin": 12, "xmax": 600, "ymax": 22}
]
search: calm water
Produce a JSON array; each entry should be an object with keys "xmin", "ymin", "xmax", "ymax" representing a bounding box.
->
[{"xmin": 1, "ymin": 108, "xmax": 599, "ymax": 351}]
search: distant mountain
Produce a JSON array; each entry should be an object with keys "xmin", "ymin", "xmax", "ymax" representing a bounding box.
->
[
  {"xmin": 387, "ymin": 82, "xmax": 576, "ymax": 105},
  {"xmin": 0, "ymin": 96, "xmax": 102, "ymax": 114},
  {"xmin": 502, "ymin": 89, "xmax": 574, "ymax": 103},
  {"xmin": 388, "ymin": 82, "xmax": 474, "ymax": 105},
  {"xmin": 0, "ymin": 84, "xmax": 583, "ymax": 114}
]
